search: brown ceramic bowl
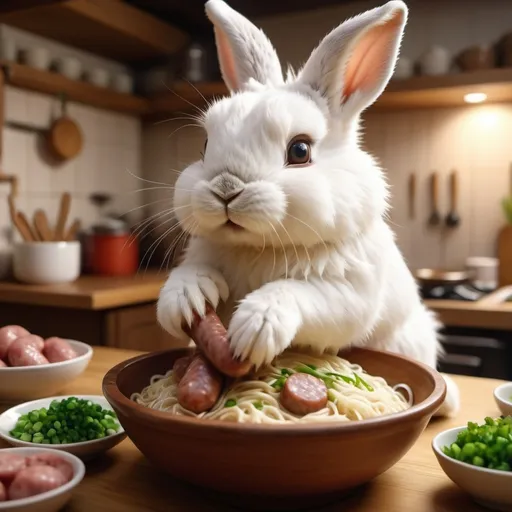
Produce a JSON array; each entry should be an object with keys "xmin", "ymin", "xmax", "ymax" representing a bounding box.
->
[{"xmin": 103, "ymin": 348, "xmax": 446, "ymax": 510}]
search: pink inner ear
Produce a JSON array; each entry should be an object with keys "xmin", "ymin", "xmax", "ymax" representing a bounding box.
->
[
  {"xmin": 215, "ymin": 26, "xmax": 239, "ymax": 91},
  {"xmin": 343, "ymin": 10, "xmax": 404, "ymax": 102}
]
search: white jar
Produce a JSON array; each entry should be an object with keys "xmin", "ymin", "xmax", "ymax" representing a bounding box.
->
[
  {"xmin": 88, "ymin": 67, "xmax": 109, "ymax": 88},
  {"xmin": 56, "ymin": 56, "xmax": 82, "ymax": 80},
  {"xmin": 25, "ymin": 47, "xmax": 50, "ymax": 71},
  {"xmin": 393, "ymin": 56, "xmax": 413, "ymax": 80},
  {"xmin": 465, "ymin": 257, "xmax": 498, "ymax": 291},
  {"xmin": 419, "ymin": 46, "xmax": 451, "ymax": 76},
  {"xmin": 1, "ymin": 38, "xmax": 17, "ymax": 61},
  {"xmin": 112, "ymin": 72, "xmax": 133, "ymax": 94}
]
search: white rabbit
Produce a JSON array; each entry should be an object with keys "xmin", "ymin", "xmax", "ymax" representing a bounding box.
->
[{"xmin": 157, "ymin": 0, "xmax": 459, "ymax": 417}]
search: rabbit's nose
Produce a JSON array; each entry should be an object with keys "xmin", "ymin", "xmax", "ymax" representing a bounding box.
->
[
  {"xmin": 209, "ymin": 173, "xmax": 245, "ymax": 204},
  {"xmin": 211, "ymin": 188, "xmax": 243, "ymax": 205}
]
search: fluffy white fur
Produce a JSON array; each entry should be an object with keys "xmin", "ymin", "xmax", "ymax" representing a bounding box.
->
[{"xmin": 157, "ymin": 0, "xmax": 459, "ymax": 417}]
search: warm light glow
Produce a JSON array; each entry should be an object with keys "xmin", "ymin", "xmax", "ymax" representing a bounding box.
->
[{"xmin": 464, "ymin": 92, "xmax": 487, "ymax": 104}]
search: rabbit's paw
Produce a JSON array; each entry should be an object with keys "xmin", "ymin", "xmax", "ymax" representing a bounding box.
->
[
  {"xmin": 157, "ymin": 265, "xmax": 229, "ymax": 340},
  {"xmin": 228, "ymin": 289, "xmax": 300, "ymax": 368}
]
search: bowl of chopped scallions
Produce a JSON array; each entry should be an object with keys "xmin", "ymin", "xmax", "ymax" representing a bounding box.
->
[
  {"xmin": 0, "ymin": 395, "xmax": 126, "ymax": 459},
  {"xmin": 494, "ymin": 382, "xmax": 512, "ymax": 418},
  {"xmin": 432, "ymin": 418, "xmax": 512, "ymax": 511}
]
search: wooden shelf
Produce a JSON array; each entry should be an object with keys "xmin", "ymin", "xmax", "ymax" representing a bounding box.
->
[
  {"xmin": 0, "ymin": 0, "xmax": 189, "ymax": 63},
  {"xmin": 143, "ymin": 69, "xmax": 512, "ymax": 118},
  {"xmin": 375, "ymin": 68, "xmax": 512, "ymax": 110},
  {"xmin": 147, "ymin": 81, "xmax": 228, "ymax": 119},
  {"xmin": 3, "ymin": 61, "xmax": 150, "ymax": 115}
]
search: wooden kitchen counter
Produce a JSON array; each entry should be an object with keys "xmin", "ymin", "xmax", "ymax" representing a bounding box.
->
[
  {"xmin": 425, "ymin": 286, "xmax": 512, "ymax": 330},
  {"xmin": 0, "ymin": 272, "xmax": 166, "ymax": 310},
  {"xmin": 0, "ymin": 346, "xmax": 506, "ymax": 512}
]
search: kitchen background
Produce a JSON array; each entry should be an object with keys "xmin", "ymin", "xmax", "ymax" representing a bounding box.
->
[{"xmin": 0, "ymin": 0, "xmax": 511, "ymax": 378}]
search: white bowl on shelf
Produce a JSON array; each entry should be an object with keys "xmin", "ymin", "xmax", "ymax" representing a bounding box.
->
[
  {"xmin": 13, "ymin": 241, "xmax": 81, "ymax": 285},
  {"xmin": 0, "ymin": 395, "xmax": 126, "ymax": 460},
  {"xmin": 25, "ymin": 47, "xmax": 50, "ymax": 71},
  {"xmin": 494, "ymin": 382, "xmax": 512, "ymax": 417},
  {"xmin": 0, "ymin": 447, "xmax": 85, "ymax": 512},
  {"xmin": 432, "ymin": 426, "xmax": 512, "ymax": 511},
  {"xmin": 0, "ymin": 340, "xmax": 92, "ymax": 403},
  {"xmin": 112, "ymin": 72, "xmax": 133, "ymax": 94},
  {"xmin": 55, "ymin": 56, "xmax": 82, "ymax": 81},
  {"xmin": 87, "ymin": 68, "xmax": 109, "ymax": 88}
]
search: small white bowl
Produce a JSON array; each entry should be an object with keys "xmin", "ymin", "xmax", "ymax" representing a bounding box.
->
[
  {"xmin": 87, "ymin": 68, "xmax": 109, "ymax": 88},
  {"xmin": 0, "ymin": 340, "xmax": 92, "ymax": 403},
  {"xmin": 55, "ymin": 56, "xmax": 82, "ymax": 81},
  {"xmin": 25, "ymin": 47, "xmax": 50, "ymax": 71},
  {"xmin": 494, "ymin": 382, "xmax": 512, "ymax": 417},
  {"xmin": 0, "ymin": 395, "xmax": 126, "ymax": 460},
  {"xmin": 112, "ymin": 72, "xmax": 133, "ymax": 94},
  {"xmin": 13, "ymin": 242, "xmax": 81, "ymax": 285},
  {"xmin": 0, "ymin": 447, "xmax": 85, "ymax": 512},
  {"xmin": 433, "ymin": 426, "xmax": 512, "ymax": 511}
]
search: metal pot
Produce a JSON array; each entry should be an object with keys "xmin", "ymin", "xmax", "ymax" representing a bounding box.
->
[{"xmin": 414, "ymin": 268, "xmax": 473, "ymax": 287}]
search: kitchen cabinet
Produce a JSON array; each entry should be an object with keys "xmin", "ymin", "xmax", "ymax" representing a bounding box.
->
[{"xmin": 105, "ymin": 303, "xmax": 186, "ymax": 351}]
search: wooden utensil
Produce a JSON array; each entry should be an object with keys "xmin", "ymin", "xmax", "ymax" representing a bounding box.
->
[
  {"xmin": 428, "ymin": 172, "xmax": 441, "ymax": 226},
  {"xmin": 64, "ymin": 219, "xmax": 81, "ymax": 241},
  {"xmin": 445, "ymin": 170, "xmax": 461, "ymax": 228},
  {"xmin": 16, "ymin": 212, "xmax": 37, "ymax": 242},
  {"xmin": 33, "ymin": 209, "xmax": 54, "ymax": 241},
  {"xmin": 7, "ymin": 194, "xmax": 32, "ymax": 241},
  {"xmin": 408, "ymin": 172, "xmax": 416, "ymax": 219},
  {"xmin": 47, "ymin": 93, "xmax": 83, "ymax": 161},
  {"xmin": 54, "ymin": 192, "xmax": 71, "ymax": 241},
  {"xmin": 498, "ymin": 225, "xmax": 512, "ymax": 286}
]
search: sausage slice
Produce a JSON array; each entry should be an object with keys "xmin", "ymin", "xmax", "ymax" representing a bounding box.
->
[
  {"xmin": 188, "ymin": 306, "xmax": 251, "ymax": 378},
  {"xmin": 280, "ymin": 373, "xmax": 328, "ymax": 416},
  {"xmin": 0, "ymin": 359, "xmax": 6, "ymax": 368},
  {"xmin": 177, "ymin": 352, "xmax": 223, "ymax": 414},
  {"xmin": 172, "ymin": 356, "xmax": 192, "ymax": 384}
]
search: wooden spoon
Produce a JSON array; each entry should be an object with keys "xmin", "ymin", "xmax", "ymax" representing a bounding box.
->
[
  {"xmin": 408, "ymin": 172, "xmax": 416, "ymax": 219},
  {"xmin": 64, "ymin": 219, "xmax": 81, "ymax": 241},
  {"xmin": 428, "ymin": 172, "xmax": 441, "ymax": 226},
  {"xmin": 445, "ymin": 170, "xmax": 461, "ymax": 228},
  {"xmin": 54, "ymin": 192, "xmax": 71, "ymax": 241},
  {"xmin": 7, "ymin": 194, "xmax": 32, "ymax": 241},
  {"xmin": 33, "ymin": 209, "xmax": 54, "ymax": 241},
  {"xmin": 16, "ymin": 212, "xmax": 37, "ymax": 242}
]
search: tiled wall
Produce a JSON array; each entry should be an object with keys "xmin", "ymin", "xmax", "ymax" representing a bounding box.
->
[
  {"xmin": 141, "ymin": 0, "xmax": 512, "ymax": 270},
  {"xmin": 0, "ymin": 86, "xmax": 142, "ymax": 277}
]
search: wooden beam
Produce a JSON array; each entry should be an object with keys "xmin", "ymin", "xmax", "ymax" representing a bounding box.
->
[{"xmin": 0, "ymin": 0, "xmax": 189, "ymax": 63}]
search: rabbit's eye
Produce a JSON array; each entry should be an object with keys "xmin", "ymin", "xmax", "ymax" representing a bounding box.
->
[{"xmin": 286, "ymin": 139, "xmax": 311, "ymax": 166}]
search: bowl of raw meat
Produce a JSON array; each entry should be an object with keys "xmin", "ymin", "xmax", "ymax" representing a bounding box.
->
[
  {"xmin": 0, "ymin": 325, "xmax": 93, "ymax": 403},
  {"xmin": 0, "ymin": 447, "xmax": 85, "ymax": 512}
]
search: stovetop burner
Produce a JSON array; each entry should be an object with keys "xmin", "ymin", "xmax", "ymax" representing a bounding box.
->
[{"xmin": 420, "ymin": 283, "xmax": 491, "ymax": 301}]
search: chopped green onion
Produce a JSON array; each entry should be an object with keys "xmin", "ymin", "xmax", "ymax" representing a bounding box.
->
[
  {"xmin": 9, "ymin": 397, "xmax": 121, "ymax": 445},
  {"xmin": 442, "ymin": 417, "xmax": 512, "ymax": 471},
  {"xmin": 253, "ymin": 401, "xmax": 264, "ymax": 410},
  {"xmin": 225, "ymin": 399, "xmax": 237, "ymax": 408}
]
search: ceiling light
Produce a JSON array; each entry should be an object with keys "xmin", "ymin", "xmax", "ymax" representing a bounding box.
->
[{"xmin": 464, "ymin": 92, "xmax": 487, "ymax": 104}]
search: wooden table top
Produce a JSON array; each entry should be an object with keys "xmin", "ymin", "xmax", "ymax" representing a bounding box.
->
[
  {"xmin": 0, "ymin": 346, "xmax": 506, "ymax": 511},
  {"xmin": 0, "ymin": 271, "xmax": 167, "ymax": 310}
]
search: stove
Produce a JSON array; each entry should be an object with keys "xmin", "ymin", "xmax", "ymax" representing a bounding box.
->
[{"xmin": 420, "ymin": 283, "xmax": 491, "ymax": 301}]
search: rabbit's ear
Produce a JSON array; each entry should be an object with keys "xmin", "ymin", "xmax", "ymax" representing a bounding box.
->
[
  {"xmin": 298, "ymin": 1, "xmax": 407, "ymax": 116},
  {"xmin": 205, "ymin": 0, "xmax": 283, "ymax": 92}
]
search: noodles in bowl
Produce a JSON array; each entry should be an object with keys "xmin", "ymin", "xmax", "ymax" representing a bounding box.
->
[{"xmin": 132, "ymin": 351, "xmax": 412, "ymax": 424}]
